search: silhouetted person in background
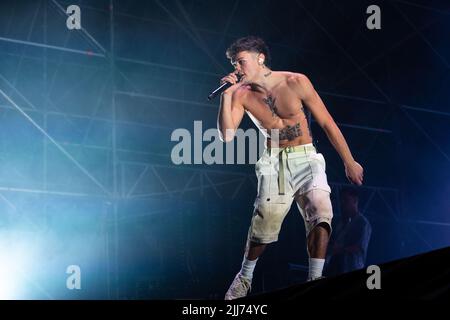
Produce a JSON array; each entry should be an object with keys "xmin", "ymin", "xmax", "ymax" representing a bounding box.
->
[{"xmin": 325, "ymin": 187, "xmax": 371, "ymax": 276}]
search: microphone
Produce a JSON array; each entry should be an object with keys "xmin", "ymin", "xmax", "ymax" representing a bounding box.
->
[{"xmin": 207, "ymin": 74, "xmax": 242, "ymax": 100}]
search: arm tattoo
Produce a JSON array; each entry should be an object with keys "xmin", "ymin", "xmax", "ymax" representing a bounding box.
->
[
  {"xmin": 262, "ymin": 95, "xmax": 279, "ymax": 118},
  {"xmin": 279, "ymin": 122, "xmax": 302, "ymax": 141}
]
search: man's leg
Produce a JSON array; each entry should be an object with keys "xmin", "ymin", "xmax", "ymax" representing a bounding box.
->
[
  {"xmin": 235, "ymin": 240, "xmax": 267, "ymax": 284},
  {"xmin": 238, "ymin": 240, "xmax": 267, "ymax": 278},
  {"xmin": 307, "ymin": 222, "xmax": 330, "ymax": 259},
  {"xmin": 246, "ymin": 241, "xmax": 267, "ymax": 260},
  {"xmin": 225, "ymin": 241, "xmax": 268, "ymax": 300},
  {"xmin": 296, "ymin": 189, "xmax": 333, "ymax": 281},
  {"xmin": 307, "ymin": 222, "xmax": 330, "ymax": 281},
  {"xmin": 225, "ymin": 168, "xmax": 292, "ymax": 300},
  {"xmin": 225, "ymin": 202, "xmax": 290, "ymax": 300}
]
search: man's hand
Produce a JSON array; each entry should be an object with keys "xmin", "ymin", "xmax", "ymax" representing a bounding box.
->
[
  {"xmin": 345, "ymin": 161, "xmax": 364, "ymax": 186},
  {"xmin": 220, "ymin": 72, "xmax": 242, "ymax": 96},
  {"xmin": 217, "ymin": 73, "xmax": 245, "ymax": 142}
]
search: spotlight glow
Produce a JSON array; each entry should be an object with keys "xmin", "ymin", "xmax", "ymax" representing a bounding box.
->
[
  {"xmin": 0, "ymin": 234, "xmax": 34, "ymax": 300},
  {"xmin": 0, "ymin": 250, "xmax": 27, "ymax": 300}
]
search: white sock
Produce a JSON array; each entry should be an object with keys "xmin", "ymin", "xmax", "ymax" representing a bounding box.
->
[
  {"xmin": 308, "ymin": 258, "xmax": 325, "ymax": 280},
  {"xmin": 239, "ymin": 257, "xmax": 258, "ymax": 281}
]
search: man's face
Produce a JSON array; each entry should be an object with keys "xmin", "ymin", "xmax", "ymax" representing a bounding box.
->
[{"xmin": 231, "ymin": 51, "xmax": 263, "ymax": 82}]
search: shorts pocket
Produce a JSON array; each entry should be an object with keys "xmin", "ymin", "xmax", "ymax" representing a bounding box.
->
[{"xmin": 309, "ymin": 152, "xmax": 326, "ymax": 170}]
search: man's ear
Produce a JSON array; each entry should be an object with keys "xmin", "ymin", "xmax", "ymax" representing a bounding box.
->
[{"xmin": 258, "ymin": 53, "xmax": 265, "ymax": 65}]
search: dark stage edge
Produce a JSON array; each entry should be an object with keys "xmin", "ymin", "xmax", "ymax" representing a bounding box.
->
[{"xmin": 243, "ymin": 246, "xmax": 450, "ymax": 300}]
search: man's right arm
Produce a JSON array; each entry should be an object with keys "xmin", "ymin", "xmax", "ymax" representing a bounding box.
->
[{"xmin": 217, "ymin": 87, "xmax": 245, "ymax": 142}]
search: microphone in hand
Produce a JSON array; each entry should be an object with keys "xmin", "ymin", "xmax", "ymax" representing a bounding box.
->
[{"xmin": 207, "ymin": 73, "xmax": 242, "ymax": 100}]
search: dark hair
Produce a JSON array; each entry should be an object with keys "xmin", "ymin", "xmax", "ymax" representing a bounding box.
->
[
  {"xmin": 226, "ymin": 36, "xmax": 271, "ymax": 66},
  {"xmin": 340, "ymin": 186, "xmax": 360, "ymax": 200}
]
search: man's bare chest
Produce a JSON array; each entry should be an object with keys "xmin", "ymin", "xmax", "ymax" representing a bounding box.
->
[{"xmin": 243, "ymin": 87, "xmax": 305, "ymax": 122}]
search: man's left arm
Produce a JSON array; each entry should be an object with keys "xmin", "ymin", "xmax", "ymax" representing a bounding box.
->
[{"xmin": 289, "ymin": 74, "xmax": 364, "ymax": 185}]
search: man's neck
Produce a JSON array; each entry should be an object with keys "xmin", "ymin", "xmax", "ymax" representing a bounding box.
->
[{"xmin": 250, "ymin": 68, "xmax": 275, "ymax": 92}]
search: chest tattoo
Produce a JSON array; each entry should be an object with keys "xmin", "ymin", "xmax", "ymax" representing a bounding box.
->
[
  {"xmin": 262, "ymin": 95, "xmax": 279, "ymax": 118},
  {"xmin": 278, "ymin": 122, "xmax": 302, "ymax": 141}
]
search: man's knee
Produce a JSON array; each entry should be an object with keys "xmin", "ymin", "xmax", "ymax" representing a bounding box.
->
[
  {"xmin": 302, "ymin": 189, "xmax": 333, "ymax": 237},
  {"xmin": 306, "ymin": 190, "xmax": 333, "ymax": 217}
]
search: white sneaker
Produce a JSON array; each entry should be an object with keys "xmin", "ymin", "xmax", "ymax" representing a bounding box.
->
[{"xmin": 224, "ymin": 273, "xmax": 252, "ymax": 300}]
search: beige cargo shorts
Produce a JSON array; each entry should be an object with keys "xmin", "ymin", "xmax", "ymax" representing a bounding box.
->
[{"xmin": 247, "ymin": 143, "xmax": 333, "ymax": 244}]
